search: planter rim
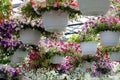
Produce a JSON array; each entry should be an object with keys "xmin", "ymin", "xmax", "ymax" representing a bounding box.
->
[
  {"xmin": 42, "ymin": 10, "xmax": 68, "ymax": 14},
  {"xmin": 99, "ymin": 30, "xmax": 120, "ymax": 34},
  {"xmin": 81, "ymin": 42, "xmax": 99, "ymax": 44}
]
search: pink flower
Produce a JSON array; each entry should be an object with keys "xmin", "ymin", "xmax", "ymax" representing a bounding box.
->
[
  {"xmin": 116, "ymin": 0, "xmax": 120, "ymax": 2},
  {"xmin": 67, "ymin": 43, "xmax": 74, "ymax": 47},
  {"xmin": 100, "ymin": 18, "xmax": 106, "ymax": 23},
  {"xmin": 70, "ymin": 2, "xmax": 78, "ymax": 9},
  {"xmin": 64, "ymin": 3, "xmax": 69, "ymax": 7},
  {"xmin": 54, "ymin": 2, "xmax": 61, "ymax": 8},
  {"xmin": 61, "ymin": 48, "xmax": 69, "ymax": 52},
  {"xmin": 113, "ymin": 17, "xmax": 120, "ymax": 24}
]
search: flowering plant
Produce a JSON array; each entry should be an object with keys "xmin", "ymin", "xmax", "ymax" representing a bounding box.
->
[
  {"xmin": 67, "ymin": 30, "xmax": 99, "ymax": 43},
  {"xmin": 111, "ymin": 0, "xmax": 120, "ymax": 17},
  {"xmin": 13, "ymin": 18, "xmax": 54, "ymax": 38},
  {"xmin": 0, "ymin": 21, "xmax": 42, "ymax": 64},
  {"xmin": 22, "ymin": 50, "xmax": 52, "ymax": 70},
  {"xmin": 21, "ymin": 0, "xmax": 81, "ymax": 19},
  {"xmin": 80, "ymin": 55, "xmax": 101, "ymax": 63},
  {"xmin": 0, "ymin": 65, "xmax": 22, "ymax": 80},
  {"xmin": 0, "ymin": 21, "xmax": 20, "ymax": 63},
  {"xmin": 0, "ymin": 0, "xmax": 12, "ymax": 23},
  {"xmin": 67, "ymin": 34, "xmax": 81, "ymax": 43},
  {"xmin": 43, "ymin": 40, "xmax": 81, "ymax": 57},
  {"xmin": 86, "ymin": 16, "xmax": 120, "ymax": 34},
  {"xmin": 0, "ymin": 21, "xmax": 20, "ymax": 53},
  {"xmin": 79, "ymin": 24, "xmax": 100, "ymax": 42},
  {"xmin": 116, "ymin": 3, "xmax": 120, "ymax": 10},
  {"xmin": 79, "ymin": 33, "xmax": 99, "ymax": 43},
  {"xmin": 111, "ymin": 0, "xmax": 120, "ymax": 10},
  {"xmin": 98, "ymin": 42, "xmax": 120, "ymax": 54},
  {"xmin": 94, "ymin": 62, "xmax": 113, "ymax": 75}
]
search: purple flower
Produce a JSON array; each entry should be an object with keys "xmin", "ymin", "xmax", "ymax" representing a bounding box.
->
[
  {"xmin": 94, "ymin": 23, "xmax": 98, "ymax": 27},
  {"xmin": 0, "ymin": 67, "xmax": 21, "ymax": 80},
  {"xmin": 7, "ymin": 67, "xmax": 16, "ymax": 74},
  {"xmin": 91, "ymin": 72, "xmax": 98, "ymax": 77},
  {"xmin": 55, "ymin": 65, "xmax": 66, "ymax": 75}
]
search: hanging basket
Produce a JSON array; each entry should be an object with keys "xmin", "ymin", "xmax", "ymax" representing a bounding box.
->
[
  {"xmin": 51, "ymin": 55, "xmax": 65, "ymax": 64},
  {"xmin": 80, "ymin": 42, "xmax": 98, "ymax": 55},
  {"xmin": 10, "ymin": 49, "xmax": 28, "ymax": 63},
  {"xmin": 100, "ymin": 31, "xmax": 120, "ymax": 47},
  {"xmin": 42, "ymin": 11, "xmax": 68, "ymax": 32},
  {"xmin": 78, "ymin": 0, "xmax": 110, "ymax": 16},
  {"xmin": 110, "ymin": 52, "xmax": 120, "ymax": 61},
  {"xmin": 20, "ymin": 29, "xmax": 41, "ymax": 45}
]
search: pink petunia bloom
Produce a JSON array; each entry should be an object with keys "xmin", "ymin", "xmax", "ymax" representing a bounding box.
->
[
  {"xmin": 71, "ymin": 2, "xmax": 78, "ymax": 8},
  {"xmin": 113, "ymin": 17, "xmax": 120, "ymax": 24},
  {"xmin": 116, "ymin": 0, "xmax": 120, "ymax": 2}
]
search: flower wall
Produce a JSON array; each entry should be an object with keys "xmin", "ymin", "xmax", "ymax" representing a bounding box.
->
[{"xmin": 0, "ymin": 0, "xmax": 120, "ymax": 80}]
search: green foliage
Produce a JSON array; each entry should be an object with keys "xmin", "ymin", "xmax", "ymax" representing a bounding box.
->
[
  {"xmin": 71, "ymin": 53, "xmax": 82, "ymax": 68},
  {"xmin": 21, "ymin": 2, "xmax": 41, "ymax": 19},
  {"xmin": 80, "ymin": 55, "xmax": 100, "ymax": 63},
  {"xmin": 93, "ymin": 22, "xmax": 120, "ymax": 34},
  {"xmin": 14, "ymin": 19, "xmax": 53, "ymax": 38},
  {"xmin": 116, "ymin": 3, "xmax": 120, "ymax": 8},
  {"xmin": 81, "ymin": 34, "xmax": 99, "ymax": 42},
  {"xmin": 98, "ymin": 42, "xmax": 120, "ymax": 54},
  {"xmin": 46, "ymin": 48, "xmax": 72, "ymax": 57},
  {"xmin": 115, "ymin": 12, "xmax": 120, "ymax": 19},
  {"xmin": 0, "ymin": 0, "xmax": 12, "ymax": 19},
  {"xmin": 21, "ymin": 1, "xmax": 81, "ymax": 19},
  {"xmin": 67, "ymin": 34, "xmax": 80, "ymax": 43},
  {"xmin": 67, "ymin": 33, "xmax": 99, "ymax": 43},
  {"xmin": 90, "ymin": 17, "xmax": 120, "ymax": 34},
  {"xmin": 0, "ymin": 55, "xmax": 10, "ymax": 64}
]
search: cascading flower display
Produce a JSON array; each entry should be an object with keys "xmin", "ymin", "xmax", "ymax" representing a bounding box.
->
[
  {"xmin": 13, "ymin": 18, "xmax": 54, "ymax": 38},
  {"xmin": 21, "ymin": 0, "xmax": 81, "ymax": 19},
  {"xmin": 0, "ymin": 20, "xmax": 34, "ymax": 64},
  {"xmin": 22, "ymin": 50, "xmax": 52, "ymax": 70},
  {"xmin": 41, "ymin": 40, "xmax": 81, "ymax": 57},
  {"xmin": 86, "ymin": 16, "xmax": 120, "ymax": 34},
  {"xmin": 0, "ymin": 65, "xmax": 22, "ymax": 80},
  {"xmin": 0, "ymin": 20, "xmax": 21, "ymax": 55},
  {"xmin": 23, "ymin": 40, "xmax": 82, "ymax": 71},
  {"xmin": 0, "ymin": 21, "xmax": 19, "ymax": 64},
  {"xmin": 91, "ymin": 62, "xmax": 114, "ymax": 77}
]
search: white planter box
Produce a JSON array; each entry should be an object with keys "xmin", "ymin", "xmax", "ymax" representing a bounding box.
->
[
  {"xmin": 42, "ymin": 11, "xmax": 68, "ymax": 32},
  {"xmin": 78, "ymin": 0, "xmax": 110, "ymax": 16},
  {"xmin": 20, "ymin": 29, "xmax": 41, "ymax": 45},
  {"xmin": 100, "ymin": 31, "xmax": 120, "ymax": 47},
  {"xmin": 51, "ymin": 55, "xmax": 65, "ymax": 64},
  {"xmin": 80, "ymin": 42, "xmax": 98, "ymax": 55},
  {"xmin": 10, "ymin": 49, "xmax": 28, "ymax": 63},
  {"xmin": 110, "ymin": 52, "xmax": 120, "ymax": 61}
]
